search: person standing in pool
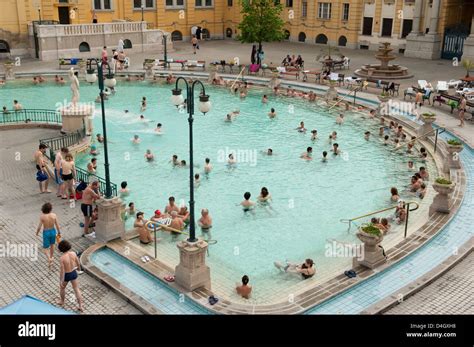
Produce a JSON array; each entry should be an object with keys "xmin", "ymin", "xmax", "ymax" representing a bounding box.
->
[
  {"xmin": 204, "ymin": 158, "xmax": 212, "ymax": 173},
  {"xmin": 296, "ymin": 121, "xmax": 306, "ymax": 133},
  {"xmin": 258, "ymin": 187, "xmax": 272, "ymax": 203},
  {"xmin": 169, "ymin": 211, "xmax": 184, "ymax": 232},
  {"xmin": 332, "ymin": 143, "xmax": 340, "ymax": 155},
  {"xmin": 236, "ymin": 275, "xmax": 252, "ymax": 299},
  {"xmin": 144, "ymin": 149, "xmax": 154, "ymax": 161},
  {"xmin": 322, "ymin": 151, "xmax": 328, "ymax": 162},
  {"xmin": 240, "ymin": 192, "xmax": 256, "ymax": 212},
  {"xmin": 132, "ymin": 135, "xmax": 141, "ymax": 144},
  {"xmin": 36, "ymin": 203, "xmax": 61, "ymax": 270},
  {"xmin": 311, "ymin": 129, "xmax": 318, "ymax": 141},
  {"xmin": 336, "ymin": 114, "xmax": 344, "ymax": 125},
  {"xmin": 58, "ymin": 240, "xmax": 83, "ymax": 312},
  {"xmin": 141, "ymin": 96, "xmax": 147, "ymax": 112},
  {"xmin": 165, "ymin": 196, "xmax": 180, "ymax": 215},
  {"xmin": 198, "ymin": 208, "xmax": 212, "ymax": 229},
  {"xmin": 155, "ymin": 123, "xmax": 163, "ymax": 134},
  {"xmin": 134, "ymin": 212, "xmax": 154, "ymax": 244},
  {"xmin": 268, "ymin": 108, "xmax": 277, "ymax": 118}
]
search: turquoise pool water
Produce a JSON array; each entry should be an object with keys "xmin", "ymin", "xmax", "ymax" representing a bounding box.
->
[
  {"xmin": 1, "ymin": 81, "xmax": 434, "ymax": 281},
  {"xmin": 91, "ymin": 247, "xmax": 211, "ymax": 314}
]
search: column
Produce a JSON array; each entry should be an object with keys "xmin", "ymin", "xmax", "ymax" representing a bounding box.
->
[
  {"xmin": 428, "ymin": 0, "xmax": 441, "ymax": 35},
  {"xmin": 463, "ymin": 15, "xmax": 474, "ymax": 61},
  {"xmin": 411, "ymin": 0, "xmax": 423, "ymax": 35},
  {"xmin": 174, "ymin": 240, "xmax": 211, "ymax": 291}
]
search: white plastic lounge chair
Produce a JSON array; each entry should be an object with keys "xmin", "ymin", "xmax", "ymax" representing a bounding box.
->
[
  {"xmin": 418, "ymin": 80, "xmax": 428, "ymax": 89},
  {"xmin": 329, "ymin": 72, "xmax": 339, "ymax": 81},
  {"xmin": 455, "ymin": 88, "xmax": 474, "ymax": 96},
  {"xmin": 436, "ymin": 81, "xmax": 448, "ymax": 93}
]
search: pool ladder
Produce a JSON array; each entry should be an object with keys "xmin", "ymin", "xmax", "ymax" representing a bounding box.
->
[{"xmin": 340, "ymin": 201, "xmax": 420, "ymax": 238}]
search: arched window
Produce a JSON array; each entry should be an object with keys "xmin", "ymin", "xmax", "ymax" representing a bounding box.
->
[
  {"xmin": 79, "ymin": 42, "xmax": 90, "ymax": 52},
  {"xmin": 338, "ymin": 36, "xmax": 347, "ymax": 47},
  {"xmin": 201, "ymin": 28, "xmax": 210, "ymax": 39},
  {"xmin": 226, "ymin": 28, "xmax": 233, "ymax": 38},
  {"xmin": 0, "ymin": 40, "xmax": 10, "ymax": 53},
  {"xmin": 315, "ymin": 34, "xmax": 328, "ymax": 44},
  {"xmin": 171, "ymin": 31, "xmax": 183, "ymax": 41},
  {"xmin": 123, "ymin": 39, "xmax": 132, "ymax": 49},
  {"xmin": 298, "ymin": 32, "xmax": 306, "ymax": 42},
  {"xmin": 284, "ymin": 30, "xmax": 291, "ymax": 40}
]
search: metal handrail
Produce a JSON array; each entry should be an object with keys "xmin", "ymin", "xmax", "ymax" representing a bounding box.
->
[
  {"xmin": 393, "ymin": 126, "xmax": 446, "ymax": 153},
  {"xmin": 340, "ymin": 201, "xmax": 420, "ymax": 238},
  {"xmin": 0, "ymin": 109, "xmax": 61, "ymax": 124},
  {"xmin": 328, "ymin": 86, "xmax": 361, "ymax": 110}
]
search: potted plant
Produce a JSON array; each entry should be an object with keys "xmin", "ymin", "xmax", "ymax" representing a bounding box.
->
[
  {"xmin": 432, "ymin": 177, "xmax": 455, "ymax": 194},
  {"xmin": 356, "ymin": 223, "xmax": 383, "ymax": 248},
  {"xmin": 461, "ymin": 59, "xmax": 474, "ymax": 78},
  {"xmin": 421, "ymin": 112, "xmax": 436, "ymax": 123},
  {"xmin": 378, "ymin": 92, "xmax": 390, "ymax": 103},
  {"xmin": 445, "ymin": 138, "xmax": 464, "ymax": 160}
]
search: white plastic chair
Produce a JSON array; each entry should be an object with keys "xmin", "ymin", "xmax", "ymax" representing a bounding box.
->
[
  {"xmin": 436, "ymin": 81, "xmax": 448, "ymax": 93},
  {"xmin": 418, "ymin": 80, "xmax": 428, "ymax": 89},
  {"xmin": 447, "ymin": 79, "xmax": 462, "ymax": 89}
]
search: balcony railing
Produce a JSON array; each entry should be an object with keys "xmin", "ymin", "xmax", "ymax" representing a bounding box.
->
[
  {"xmin": 36, "ymin": 21, "xmax": 150, "ymax": 38},
  {"xmin": 0, "ymin": 109, "xmax": 61, "ymax": 124}
]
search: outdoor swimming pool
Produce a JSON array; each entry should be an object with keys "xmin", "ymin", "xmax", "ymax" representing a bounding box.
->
[{"xmin": 0, "ymin": 81, "xmax": 436, "ymax": 300}]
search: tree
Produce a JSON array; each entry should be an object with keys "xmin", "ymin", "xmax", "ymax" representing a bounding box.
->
[
  {"xmin": 237, "ymin": 0, "xmax": 286, "ymax": 64},
  {"xmin": 461, "ymin": 59, "xmax": 474, "ymax": 77}
]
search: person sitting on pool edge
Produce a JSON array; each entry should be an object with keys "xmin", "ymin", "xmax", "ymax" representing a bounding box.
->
[
  {"xmin": 133, "ymin": 212, "xmax": 154, "ymax": 244},
  {"xmin": 274, "ymin": 258, "xmax": 316, "ymax": 280},
  {"xmin": 240, "ymin": 192, "xmax": 255, "ymax": 212},
  {"xmin": 236, "ymin": 275, "xmax": 252, "ymax": 299},
  {"xmin": 198, "ymin": 208, "xmax": 212, "ymax": 230}
]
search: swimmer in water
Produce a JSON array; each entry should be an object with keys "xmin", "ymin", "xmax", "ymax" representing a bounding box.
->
[
  {"xmin": 265, "ymin": 148, "xmax": 273, "ymax": 156},
  {"xmin": 394, "ymin": 138, "xmax": 402, "ymax": 150},
  {"xmin": 331, "ymin": 131, "xmax": 337, "ymax": 140},
  {"xmin": 228, "ymin": 153, "xmax": 236, "ymax": 165},
  {"xmin": 311, "ymin": 129, "xmax": 318, "ymax": 141},
  {"xmin": 328, "ymin": 134, "xmax": 333, "ymax": 144},
  {"xmin": 383, "ymin": 135, "xmax": 390, "ymax": 145},
  {"xmin": 225, "ymin": 110, "xmax": 240, "ymax": 122},
  {"xmin": 141, "ymin": 97, "xmax": 147, "ymax": 111},
  {"xmin": 139, "ymin": 115, "xmax": 145, "ymax": 121},
  {"xmin": 155, "ymin": 123, "xmax": 163, "ymax": 134},
  {"xmin": 171, "ymin": 154, "xmax": 179, "ymax": 166},
  {"xmin": 364, "ymin": 131, "xmax": 371, "ymax": 141},
  {"xmin": 132, "ymin": 135, "xmax": 141, "ymax": 144},
  {"xmin": 408, "ymin": 160, "xmax": 414, "ymax": 170},
  {"xmin": 296, "ymin": 121, "xmax": 306, "ymax": 133},
  {"xmin": 96, "ymin": 133, "xmax": 104, "ymax": 143},
  {"xmin": 240, "ymin": 192, "xmax": 255, "ymax": 212},
  {"xmin": 268, "ymin": 108, "xmax": 277, "ymax": 118},
  {"xmin": 322, "ymin": 151, "xmax": 328, "ymax": 162},
  {"xmin": 258, "ymin": 187, "xmax": 272, "ymax": 204},
  {"xmin": 262, "ymin": 95, "xmax": 268, "ymax": 104},
  {"xmin": 144, "ymin": 149, "xmax": 154, "ymax": 161},
  {"xmin": 194, "ymin": 173, "xmax": 201, "ymax": 187},
  {"xmin": 204, "ymin": 158, "xmax": 212, "ymax": 173},
  {"xmin": 332, "ymin": 143, "xmax": 340, "ymax": 155},
  {"xmin": 300, "ymin": 146, "xmax": 313, "ymax": 160},
  {"xmin": 124, "ymin": 110, "xmax": 129, "ymax": 114},
  {"xmin": 119, "ymin": 181, "xmax": 130, "ymax": 196},
  {"xmin": 379, "ymin": 127, "xmax": 385, "ymax": 137},
  {"xmin": 369, "ymin": 110, "xmax": 376, "ymax": 119},
  {"xmin": 336, "ymin": 114, "xmax": 344, "ymax": 125},
  {"xmin": 198, "ymin": 208, "xmax": 212, "ymax": 229},
  {"xmin": 180, "ymin": 160, "xmax": 187, "ymax": 167}
]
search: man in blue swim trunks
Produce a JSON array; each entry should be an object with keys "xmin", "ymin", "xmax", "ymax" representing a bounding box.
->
[
  {"xmin": 54, "ymin": 147, "xmax": 69, "ymax": 197},
  {"xmin": 36, "ymin": 202, "xmax": 61, "ymax": 269}
]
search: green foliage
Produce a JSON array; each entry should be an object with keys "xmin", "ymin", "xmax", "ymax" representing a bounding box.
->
[
  {"xmin": 237, "ymin": 0, "xmax": 286, "ymax": 46},
  {"xmin": 421, "ymin": 112, "xmax": 436, "ymax": 118},
  {"xmin": 435, "ymin": 177, "xmax": 452, "ymax": 185},
  {"xmin": 461, "ymin": 59, "xmax": 474, "ymax": 76},
  {"xmin": 447, "ymin": 139, "xmax": 462, "ymax": 146},
  {"xmin": 361, "ymin": 223, "xmax": 382, "ymax": 237}
]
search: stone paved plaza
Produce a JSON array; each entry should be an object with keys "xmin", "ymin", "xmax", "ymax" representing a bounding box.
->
[{"xmin": 0, "ymin": 40, "xmax": 473, "ymax": 315}]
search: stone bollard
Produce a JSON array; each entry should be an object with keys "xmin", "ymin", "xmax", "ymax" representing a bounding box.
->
[
  {"xmin": 417, "ymin": 114, "xmax": 436, "ymax": 137},
  {"xmin": 429, "ymin": 180, "xmax": 455, "ymax": 216},
  {"xmin": 95, "ymin": 196, "xmax": 126, "ymax": 243},
  {"xmin": 174, "ymin": 239, "xmax": 211, "ymax": 291},
  {"xmin": 353, "ymin": 226, "xmax": 386, "ymax": 269},
  {"xmin": 3, "ymin": 63, "xmax": 15, "ymax": 80},
  {"xmin": 144, "ymin": 62, "xmax": 155, "ymax": 80}
]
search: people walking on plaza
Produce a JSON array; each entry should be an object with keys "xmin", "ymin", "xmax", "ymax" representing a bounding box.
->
[
  {"xmin": 54, "ymin": 147, "xmax": 68, "ymax": 197},
  {"xmin": 36, "ymin": 203, "xmax": 61, "ymax": 270},
  {"xmin": 61, "ymin": 153, "xmax": 76, "ymax": 201},
  {"xmin": 58, "ymin": 240, "xmax": 84, "ymax": 312},
  {"xmin": 191, "ymin": 35, "xmax": 199, "ymax": 54},
  {"xmin": 101, "ymin": 46, "xmax": 108, "ymax": 64},
  {"xmin": 458, "ymin": 95, "xmax": 466, "ymax": 127}
]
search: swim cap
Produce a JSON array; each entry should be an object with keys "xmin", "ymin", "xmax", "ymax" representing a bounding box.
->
[{"xmin": 154, "ymin": 210, "xmax": 161, "ymax": 216}]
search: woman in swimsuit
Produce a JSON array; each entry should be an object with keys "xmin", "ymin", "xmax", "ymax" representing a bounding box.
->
[
  {"xmin": 58, "ymin": 240, "xmax": 83, "ymax": 312},
  {"xmin": 61, "ymin": 153, "xmax": 76, "ymax": 200},
  {"xmin": 274, "ymin": 258, "xmax": 316, "ymax": 279}
]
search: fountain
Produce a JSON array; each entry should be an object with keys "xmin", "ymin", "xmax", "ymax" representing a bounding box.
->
[{"xmin": 355, "ymin": 42, "xmax": 413, "ymax": 79}]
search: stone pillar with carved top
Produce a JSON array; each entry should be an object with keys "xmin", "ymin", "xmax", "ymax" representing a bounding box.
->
[
  {"xmin": 174, "ymin": 240, "xmax": 211, "ymax": 291},
  {"xmin": 95, "ymin": 197, "xmax": 125, "ymax": 243},
  {"xmin": 60, "ymin": 104, "xmax": 94, "ymax": 135}
]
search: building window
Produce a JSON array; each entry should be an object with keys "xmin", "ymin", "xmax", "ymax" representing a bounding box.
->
[
  {"xmin": 123, "ymin": 39, "xmax": 133, "ymax": 49},
  {"xmin": 381, "ymin": 18, "xmax": 393, "ymax": 37},
  {"xmin": 401, "ymin": 19, "xmax": 413, "ymax": 38},
  {"xmin": 362, "ymin": 17, "xmax": 373, "ymax": 35},
  {"xmin": 166, "ymin": 0, "xmax": 184, "ymax": 7},
  {"xmin": 228, "ymin": 0, "xmax": 233, "ymax": 6},
  {"xmin": 0, "ymin": 40, "xmax": 10, "ymax": 53},
  {"xmin": 298, "ymin": 32, "xmax": 306, "ymax": 42},
  {"xmin": 338, "ymin": 35, "xmax": 347, "ymax": 46},
  {"xmin": 133, "ymin": 0, "xmax": 155, "ymax": 8},
  {"xmin": 318, "ymin": 3, "xmax": 331, "ymax": 19},
  {"xmin": 301, "ymin": 1, "xmax": 307, "ymax": 17},
  {"xmin": 79, "ymin": 42, "xmax": 91, "ymax": 52},
  {"xmin": 171, "ymin": 30, "xmax": 183, "ymax": 41},
  {"xmin": 94, "ymin": 0, "xmax": 112, "ymax": 10},
  {"xmin": 342, "ymin": 3, "xmax": 349, "ymax": 21},
  {"xmin": 315, "ymin": 34, "xmax": 328, "ymax": 44},
  {"xmin": 195, "ymin": 0, "xmax": 213, "ymax": 7},
  {"xmin": 286, "ymin": 0, "xmax": 293, "ymax": 7}
]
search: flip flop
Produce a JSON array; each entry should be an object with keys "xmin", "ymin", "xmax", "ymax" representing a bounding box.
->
[{"xmin": 208, "ymin": 295, "xmax": 219, "ymax": 305}]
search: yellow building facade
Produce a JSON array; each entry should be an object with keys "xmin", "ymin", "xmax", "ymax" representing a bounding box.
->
[{"xmin": 0, "ymin": 0, "xmax": 472, "ymax": 59}]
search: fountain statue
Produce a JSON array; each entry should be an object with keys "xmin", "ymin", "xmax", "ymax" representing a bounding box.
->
[
  {"xmin": 355, "ymin": 42, "xmax": 413, "ymax": 79},
  {"xmin": 69, "ymin": 68, "xmax": 80, "ymax": 107}
]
